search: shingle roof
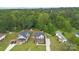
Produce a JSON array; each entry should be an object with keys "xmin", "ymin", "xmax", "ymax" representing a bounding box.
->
[
  {"xmin": 19, "ymin": 31, "xmax": 29, "ymax": 38},
  {"xmin": 34, "ymin": 32, "xmax": 44, "ymax": 37},
  {"xmin": 17, "ymin": 31, "xmax": 29, "ymax": 40}
]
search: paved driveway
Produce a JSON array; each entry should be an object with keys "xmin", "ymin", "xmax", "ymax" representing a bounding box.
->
[
  {"xmin": 5, "ymin": 44, "xmax": 16, "ymax": 51},
  {"xmin": 45, "ymin": 38, "xmax": 51, "ymax": 51}
]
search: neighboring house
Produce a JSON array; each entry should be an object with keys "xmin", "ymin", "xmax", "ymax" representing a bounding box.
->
[
  {"xmin": 75, "ymin": 32, "xmax": 79, "ymax": 38},
  {"xmin": 17, "ymin": 31, "xmax": 30, "ymax": 44},
  {"xmin": 0, "ymin": 33, "xmax": 6, "ymax": 41},
  {"xmin": 56, "ymin": 31, "xmax": 67, "ymax": 43},
  {"xmin": 33, "ymin": 31, "xmax": 45, "ymax": 44}
]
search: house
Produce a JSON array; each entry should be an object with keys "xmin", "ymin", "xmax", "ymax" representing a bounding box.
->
[
  {"xmin": 17, "ymin": 31, "xmax": 30, "ymax": 44},
  {"xmin": 0, "ymin": 33, "xmax": 6, "ymax": 41},
  {"xmin": 56, "ymin": 31, "xmax": 67, "ymax": 43},
  {"xmin": 75, "ymin": 32, "xmax": 79, "ymax": 38},
  {"xmin": 33, "ymin": 31, "xmax": 45, "ymax": 44}
]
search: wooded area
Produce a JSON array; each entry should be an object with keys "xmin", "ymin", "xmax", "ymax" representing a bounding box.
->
[
  {"xmin": 0, "ymin": 8, "xmax": 79, "ymax": 34},
  {"xmin": 0, "ymin": 8, "xmax": 79, "ymax": 35}
]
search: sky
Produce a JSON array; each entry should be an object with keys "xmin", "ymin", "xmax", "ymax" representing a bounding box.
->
[{"xmin": 0, "ymin": 0, "xmax": 79, "ymax": 8}]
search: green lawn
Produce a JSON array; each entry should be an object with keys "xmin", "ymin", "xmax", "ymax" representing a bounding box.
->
[
  {"xmin": 63, "ymin": 32, "xmax": 79, "ymax": 50},
  {"xmin": 46, "ymin": 33, "xmax": 61, "ymax": 51},
  {"xmin": 11, "ymin": 38, "xmax": 46, "ymax": 51},
  {"xmin": 0, "ymin": 32, "xmax": 18, "ymax": 51},
  {"xmin": 46, "ymin": 29, "xmax": 79, "ymax": 51}
]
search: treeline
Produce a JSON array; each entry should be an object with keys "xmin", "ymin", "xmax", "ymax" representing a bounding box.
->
[{"xmin": 0, "ymin": 8, "xmax": 79, "ymax": 35}]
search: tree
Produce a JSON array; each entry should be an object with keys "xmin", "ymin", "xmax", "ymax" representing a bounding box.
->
[{"xmin": 54, "ymin": 15, "xmax": 65, "ymax": 29}]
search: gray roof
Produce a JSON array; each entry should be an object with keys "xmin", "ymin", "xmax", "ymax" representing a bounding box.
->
[
  {"xmin": 19, "ymin": 31, "xmax": 29, "ymax": 38},
  {"xmin": 34, "ymin": 32, "xmax": 44, "ymax": 37},
  {"xmin": 17, "ymin": 31, "xmax": 30, "ymax": 40},
  {"xmin": 33, "ymin": 31, "xmax": 45, "ymax": 44}
]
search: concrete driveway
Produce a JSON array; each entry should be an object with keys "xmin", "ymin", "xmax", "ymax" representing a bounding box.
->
[
  {"xmin": 5, "ymin": 44, "xmax": 16, "ymax": 51},
  {"xmin": 45, "ymin": 38, "xmax": 51, "ymax": 51}
]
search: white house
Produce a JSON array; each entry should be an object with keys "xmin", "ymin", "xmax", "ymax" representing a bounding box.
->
[{"xmin": 56, "ymin": 31, "xmax": 67, "ymax": 43}]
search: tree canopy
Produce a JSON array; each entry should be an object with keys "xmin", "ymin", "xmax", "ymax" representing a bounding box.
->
[{"xmin": 0, "ymin": 8, "xmax": 79, "ymax": 34}]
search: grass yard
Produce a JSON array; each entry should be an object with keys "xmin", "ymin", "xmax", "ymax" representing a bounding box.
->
[
  {"xmin": 46, "ymin": 33, "xmax": 61, "ymax": 51},
  {"xmin": 46, "ymin": 30, "xmax": 79, "ymax": 51},
  {"xmin": 63, "ymin": 32, "xmax": 79, "ymax": 50},
  {"xmin": 11, "ymin": 38, "xmax": 46, "ymax": 51},
  {"xmin": 0, "ymin": 32, "xmax": 18, "ymax": 51}
]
